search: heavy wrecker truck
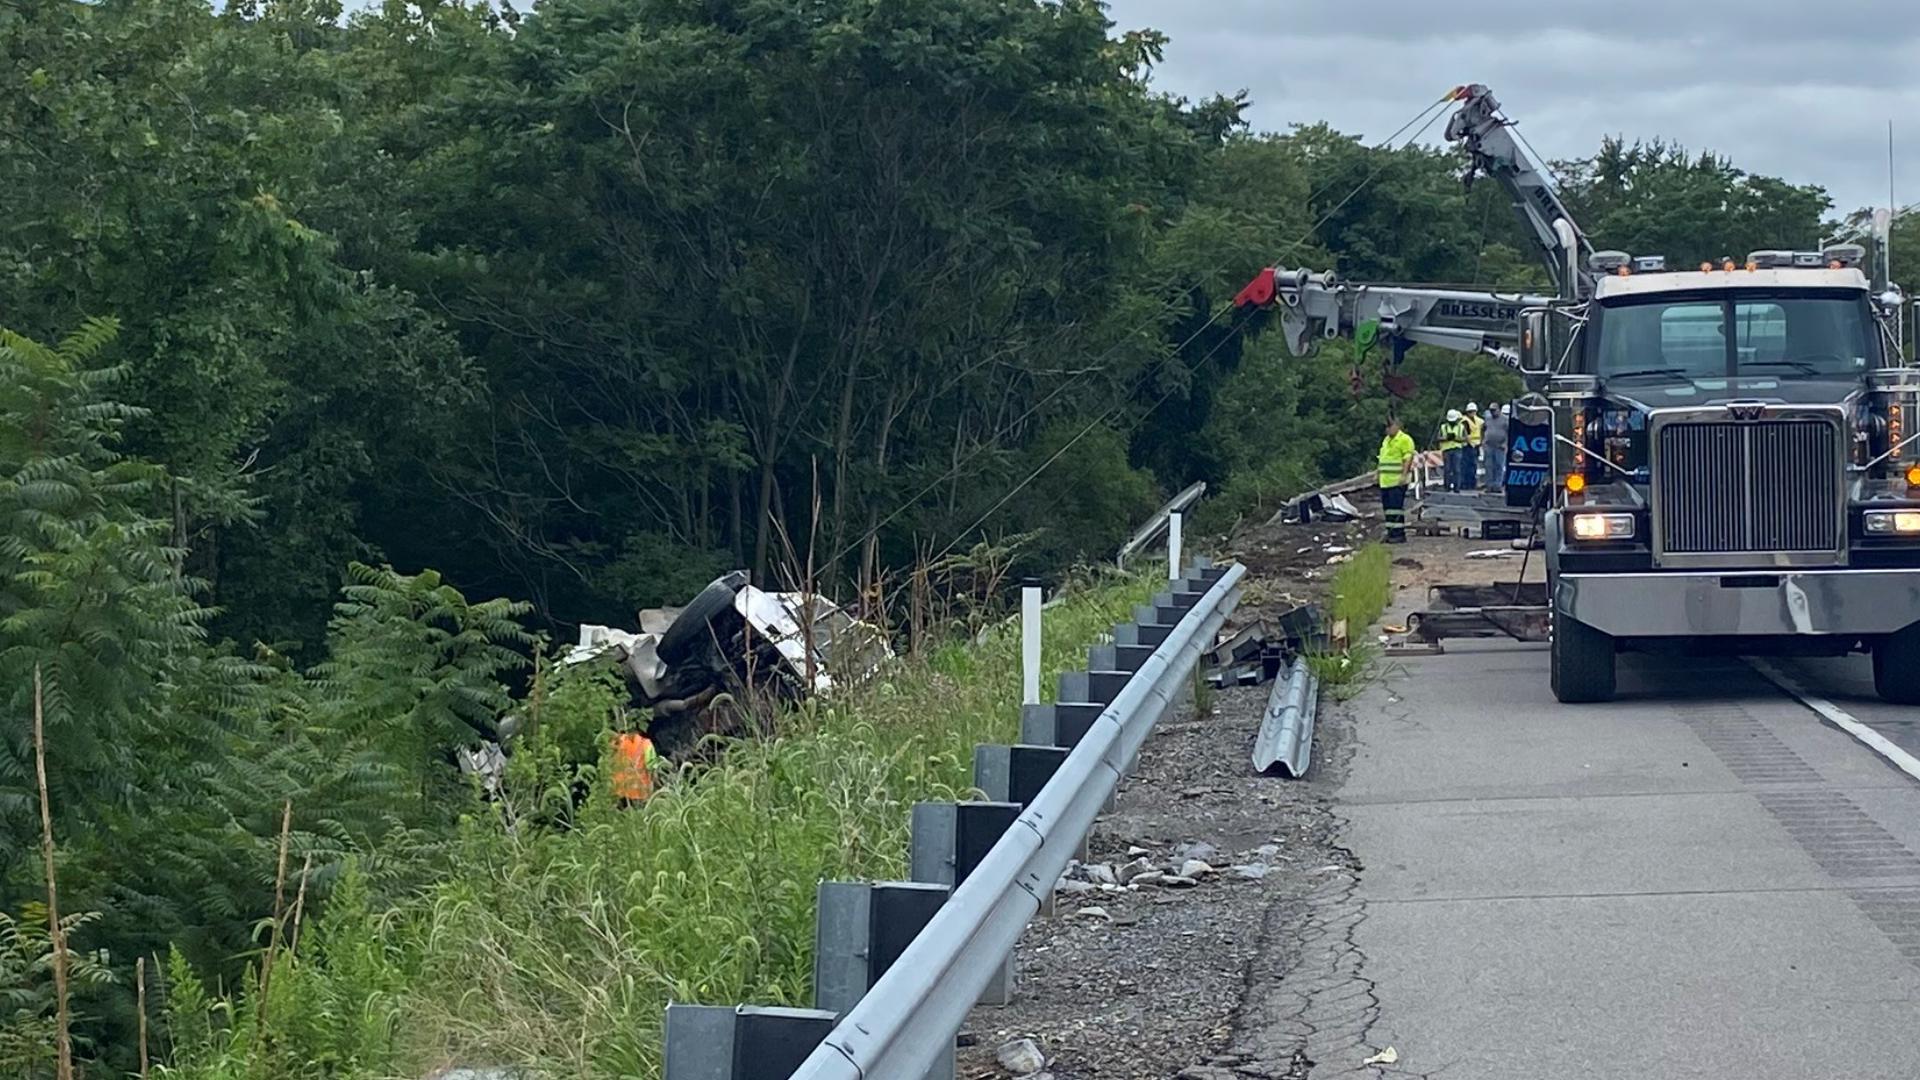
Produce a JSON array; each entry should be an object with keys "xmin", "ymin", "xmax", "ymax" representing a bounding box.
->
[{"xmin": 1234, "ymin": 85, "xmax": 1920, "ymax": 705}]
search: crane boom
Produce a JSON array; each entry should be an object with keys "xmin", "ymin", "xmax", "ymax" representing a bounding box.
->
[
  {"xmin": 1231, "ymin": 268, "xmax": 1550, "ymax": 371},
  {"xmin": 1445, "ymin": 84, "xmax": 1593, "ymax": 299},
  {"xmin": 1230, "ymin": 84, "xmax": 1582, "ymax": 381}
]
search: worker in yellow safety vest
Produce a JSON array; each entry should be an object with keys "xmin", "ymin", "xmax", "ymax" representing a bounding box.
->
[
  {"xmin": 1377, "ymin": 417, "xmax": 1416, "ymax": 544},
  {"xmin": 1463, "ymin": 402, "xmax": 1484, "ymax": 490},
  {"xmin": 1438, "ymin": 409, "xmax": 1468, "ymax": 492},
  {"xmin": 610, "ymin": 730, "xmax": 661, "ymax": 805}
]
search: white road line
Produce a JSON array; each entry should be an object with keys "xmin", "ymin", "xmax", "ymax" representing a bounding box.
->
[{"xmin": 1748, "ymin": 658, "xmax": 1920, "ymax": 784}]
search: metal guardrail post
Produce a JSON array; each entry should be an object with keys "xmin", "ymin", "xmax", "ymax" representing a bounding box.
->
[
  {"xmin": 909, "ymin": 801, "xmax": 1022, "ymax": 1004},
  {"xmin": 788, "ymin": 561, "xmax": 1245, "ymax": 1080},
  {"xmin": 813, "ymin": 882, "xmax": 954, "ymax": 1080},
  {"xmin": 664, "ymin": 1004, "xmax": 839, "ymax": 1080},
  {"xmin": 974, "ymin": 744, "xmax": 1071, "ymax": 915}
]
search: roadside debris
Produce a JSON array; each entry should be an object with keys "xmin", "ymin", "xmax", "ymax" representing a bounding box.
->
[
  {"xmin": 1363, "ymin": 1046, "xmax": 1400, "ymax": 1066},
  {"xmin": 995, "ymin": 1037, "xmax": 1048, "ymax": 1075},
  {"xmin": 563, "ymin": 571, "xmax": 892, "ymax": 752},
  {"xmin": 1465, "ymin": 547, "xmax": 1517, "ymax": 559}
]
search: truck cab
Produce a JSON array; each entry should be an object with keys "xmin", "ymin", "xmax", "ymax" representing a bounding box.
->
[{"xmin": 1530, "ymin": 247, "xmax": 1920, "ymax": 703}]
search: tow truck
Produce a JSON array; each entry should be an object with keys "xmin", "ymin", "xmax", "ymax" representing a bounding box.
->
[{"xmin": 1234, "ymin": 85, "xmax": 1920, "ymax": 705}]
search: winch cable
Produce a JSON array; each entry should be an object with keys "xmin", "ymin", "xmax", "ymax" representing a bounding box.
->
[
  {"xmin": 1268, "ymin": 94, "xmax": 1456, "ymax": 264},
  {"xmin": 926, "ymin": 308, "xmax": 1251, "ymax": 565},
  {"xmin": 828, "ymin": 300, "xmax": 1236, "ymax": 567},
  {"xmin": 840, "ymin": 92, "xmax": 1467, "ymax": 568}
]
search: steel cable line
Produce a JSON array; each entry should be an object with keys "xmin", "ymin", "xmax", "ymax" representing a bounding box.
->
[
  {"xmin": 825, "ymin": 300, "xmax": 1235, "ymax": 566},
  {"xmin": 836, "ymin": 92, "xmax": 1465, "ymax": 569},
  {"xmin": 927, "ymin": 309, "xmax": 1252, "ymax": 565}
]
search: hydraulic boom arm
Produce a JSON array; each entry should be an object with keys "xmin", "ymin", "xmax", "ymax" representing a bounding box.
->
[
  {"xmin": 1231, "ymin": 267, "xmax": 1551, "ymax": 372},
  {"xmin": 1445, "ymin": 84, "xmax": 1594, "ymax": 299}
]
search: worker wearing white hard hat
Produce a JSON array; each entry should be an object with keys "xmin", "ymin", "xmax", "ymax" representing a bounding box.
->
[
  {"xmin": 1439, "ymin": 409, "xmax": 1469, "ymax": 492},
  {"xmin": 1463, "ymin": 403, "xmax": 1484, "ymax": 489},
  {"xmin": 1483, "ymin": 400, "xmax": 1511, "ymax": 490}
]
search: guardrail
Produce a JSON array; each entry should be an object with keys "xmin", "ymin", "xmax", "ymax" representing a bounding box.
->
[
  {"xmin": 663, "ymin": 558, "xmax": 1246, "ymax": 1079},
  {"xmin": 1116, "ymin": 481, "xmax": 1207, "ymax": 568},
  {"xmin": 1251, "ymin": 655, "xmax": 1317, "ymax": 777}
]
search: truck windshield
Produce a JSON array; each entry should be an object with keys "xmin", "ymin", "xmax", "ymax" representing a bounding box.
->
[{"xmin": 1591, "ymin": 290, "xmax": 1876, "ymax": 381}]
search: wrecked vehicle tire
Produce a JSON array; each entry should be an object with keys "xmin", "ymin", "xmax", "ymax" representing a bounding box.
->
[{"xmin": 657, "ymin": 570, "xmax": 749, "ymax": 667}]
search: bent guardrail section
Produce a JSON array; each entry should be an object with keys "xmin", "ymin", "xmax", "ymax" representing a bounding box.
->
[{"xmin": 1251, "ymin": 655, "xmax": 1317, "ymax": 777}]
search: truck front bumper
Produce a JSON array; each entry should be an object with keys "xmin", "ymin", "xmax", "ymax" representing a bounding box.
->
[{"xmin": 1557, "ymin": 569, "xmax": 1920, "ymax": 638}]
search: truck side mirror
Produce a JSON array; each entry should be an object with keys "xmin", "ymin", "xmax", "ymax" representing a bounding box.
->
[{"xmin": 1517, "ymin": 309, "xmax": 1552, "ymax": 375}]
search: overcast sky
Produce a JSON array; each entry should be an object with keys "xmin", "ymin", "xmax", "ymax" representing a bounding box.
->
[{"xmin": 1102, "ymin": 0, "xmax": 1919, "ymax": 220}]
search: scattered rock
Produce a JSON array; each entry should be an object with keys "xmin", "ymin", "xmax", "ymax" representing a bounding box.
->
[
  {"xmin": 1126, "ymin": 844, "xmax": 1150, "ymax": 857},
  {"xmin": 1176, "ymin": 1067, "xmax": 1238, "ymax": 1080},
  {"xmin": 1159, "ymin": 874, "xmax": 1200, "ymax": 888},
  {"xmin": 996, "ymin": 1037, "xmax": 1047, "ymax": 1075},
  {"xmin": 1178, "ymin": 858, "xmax": 1217, "ymax": 878},
  {"xmin": 1173, "ymin": 841, "xmax": 1221, "ymax": 864},
  {"xmin": 1082, "ymin": 862, "xmax": 1117, "ymax": 886},
  {"xmin": 1230, "ymin": 862, "xmax": 1269, "ymax": 880},
  {"xmin": 1073, "ymin": 905, "xmax": 1111, "ymax": 921},
  {"xmin": 1250, "ymin": 843, "xmax": 1282, "ymax": 860},
  {"xmin": 1117, "ymin": 856, "xmax": 1157, "ymax": 884},
  {"xmin": 1055, "ymin": 878, "xmax": 1096, "ymax": 895},
  {"xmin": 1130, "ymin": 870, "xmax": 1166, "ymax": 886}
]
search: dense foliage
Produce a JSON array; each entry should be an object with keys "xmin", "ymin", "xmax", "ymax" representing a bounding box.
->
[{"xmin": 0, "ymin": 0, "xmax": 1843, "ymax": 1073}]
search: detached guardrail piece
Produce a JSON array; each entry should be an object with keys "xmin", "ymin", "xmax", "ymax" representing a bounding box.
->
[
  {"xmin": 1116, "ymin": 481, "xmax": 1206, "ymax": 568},
  {"xmin": 664, "ymin": 1004, "xmax": 838, "ymax": 1080},
  {"xmin": 1252, "ymin": 656, "xmax": 1318, "ymax": 778},
  {"xmin": 786, "ymin": 560, "xmax": 1246, "ymax": 1080}
]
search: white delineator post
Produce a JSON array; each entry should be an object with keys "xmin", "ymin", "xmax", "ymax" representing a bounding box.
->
[
  {"xmin": 1168, "ymin": 511, "xmax": 1183, "ymax": 581},
  {"xmin": 1021, "ymin": 578, "xmax": 1043, "ymax": 706}
]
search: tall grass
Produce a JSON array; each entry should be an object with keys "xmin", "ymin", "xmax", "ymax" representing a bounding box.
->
[
  {"xmin": 1310, "ymin": 544, "xmax": 1391, "ymax": 691},
  {"xmin": 163, "ymin": 571, "xmax": 1152, "ymax": 1079}
]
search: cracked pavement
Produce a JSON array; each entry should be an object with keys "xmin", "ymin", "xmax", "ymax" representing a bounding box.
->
[
  {"xmin": 971, "ymin": 544, "xmax": 1920, "ymax": 1079},
  {"xmin": 1312, "ymin": 575, "xmax": 1920, "ymax": 1079}
]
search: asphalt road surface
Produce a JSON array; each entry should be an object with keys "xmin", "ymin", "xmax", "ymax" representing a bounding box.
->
[{"xmin": 1311, "ymin": 631, "xmax": 1920, "ymax": 1079}]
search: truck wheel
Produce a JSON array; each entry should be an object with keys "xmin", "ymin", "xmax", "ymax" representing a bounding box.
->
[
  {"xmin": 1551, "ymin": 611, "xmax": 1616, "ymax": 703},
  {"xmin": 1872, "ymin": 624, "xmax": 1920, "ymax": 705}
]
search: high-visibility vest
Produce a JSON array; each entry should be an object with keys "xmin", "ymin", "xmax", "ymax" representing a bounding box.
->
[
  {"xmin": 1377, "ymin": 432, "xmax": 1416, "ymax": 488},
  {"xmin": 610, "ymin": 732, "xmax": 660, "ymax": 801},
  {"xmin": 1466, "ymin": 415, "xmax": 1484, "ymax": 447},
  {"xmin": 1438, "ymin": 421, "xmax": 1466, "ymax": 451}
]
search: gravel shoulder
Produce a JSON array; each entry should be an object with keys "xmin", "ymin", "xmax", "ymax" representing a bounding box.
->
[
  {"xmin": 958, "ymin": 680, "xmax": 1357, "ymax": 1080},
  {"xmin": 957, "ymin": 507, "xmax": 1525, "ymax": 1080}
]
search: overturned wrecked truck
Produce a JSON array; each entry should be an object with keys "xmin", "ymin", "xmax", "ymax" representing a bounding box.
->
[{"xmin": 564, "ymin": 571, "xmax": 892, "ymax": 751}]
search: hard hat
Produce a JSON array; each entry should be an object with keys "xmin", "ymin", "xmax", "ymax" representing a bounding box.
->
[
  {"xmin": 1466, "ymin": 401, "xmax": 1479, "ymax": 411},
  {"xmin": 1446, "ymin": 408, "xmax": 1462, "ymax": 422}
]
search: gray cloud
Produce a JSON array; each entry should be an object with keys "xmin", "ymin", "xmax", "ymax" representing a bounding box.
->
[{"xmin": 1107, "ymin": 1, "xmax": 1920, "ymax": 220}]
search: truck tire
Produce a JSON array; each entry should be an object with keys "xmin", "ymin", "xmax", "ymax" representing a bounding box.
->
[
  {"xmin": 657, "ymin": 570, "xmax": 749, "ymax": 667},
  {"xmin": 1551, "ymin": 611, "xmax": 1616, "ymax": 703},
  {"xmin": 1872, "ymin": 624, "xmax": 1920, "ymax": 705}
]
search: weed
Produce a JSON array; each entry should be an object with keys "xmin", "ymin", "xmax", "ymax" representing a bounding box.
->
[{"xmin": 158, "ymin": 569, "xmax": 1154, "ymax": 1079}]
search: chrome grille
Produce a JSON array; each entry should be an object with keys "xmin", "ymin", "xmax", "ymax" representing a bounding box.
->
[{"xmin": 1655, "ymin": 419, "xmax": 1841, "ymax": 556}]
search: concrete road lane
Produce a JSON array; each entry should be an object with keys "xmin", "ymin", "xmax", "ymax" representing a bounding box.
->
[
  {"xmin": 1314, "ymin": 638, "xmax": 1920, "ymax": 1080},
  {"xmin": 1772, "ymin": 653, "xmax": 1920, "ymax": 764}
]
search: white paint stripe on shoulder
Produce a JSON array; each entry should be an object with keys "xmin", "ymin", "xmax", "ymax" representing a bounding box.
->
[{"xmin": 1748, "ymin": 658, "xmax": 1920, "ymax": 784}]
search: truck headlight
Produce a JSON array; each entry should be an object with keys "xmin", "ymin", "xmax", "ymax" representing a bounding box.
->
[
  {"xmin": 1863, "ymin": 510, "xmax": 1920, "ymax": 535},
  {"xmin": 1570, "ymin": 512, "xmax": 1635, "ymax": 540}
]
